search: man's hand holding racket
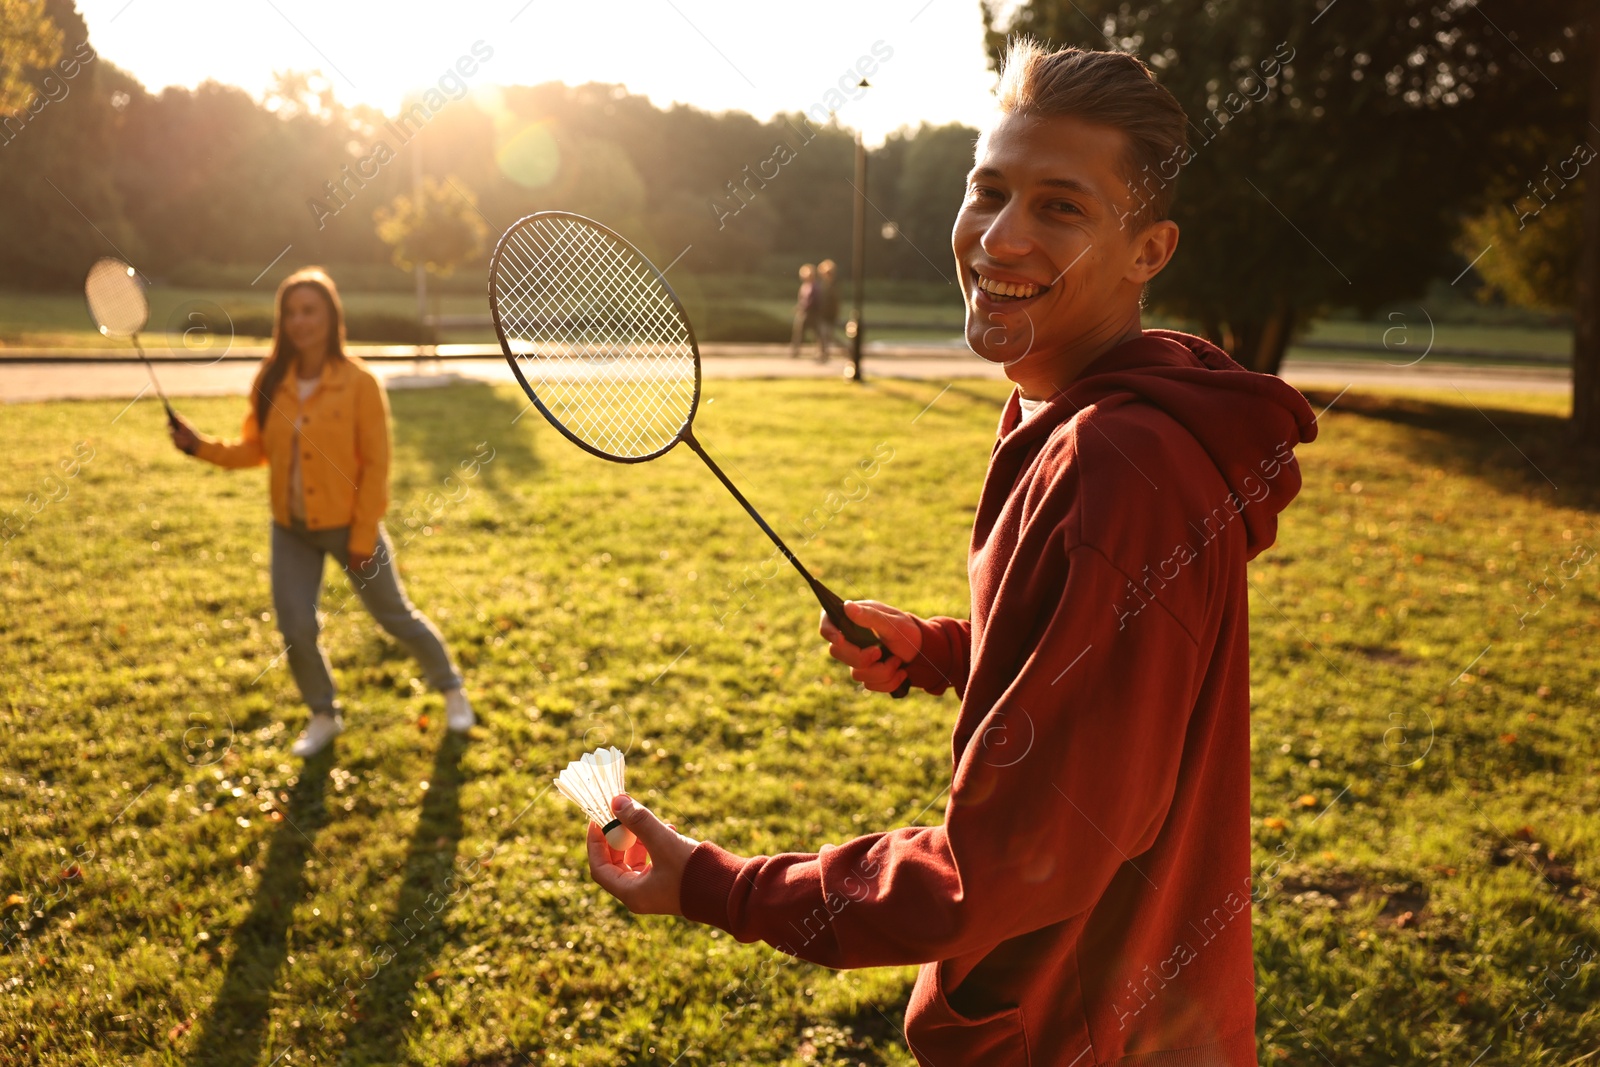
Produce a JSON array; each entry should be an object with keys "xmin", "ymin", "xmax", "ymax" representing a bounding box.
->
[{"xmin": 821, "ymin": 600, "xmax": 922, "ymax": 694}]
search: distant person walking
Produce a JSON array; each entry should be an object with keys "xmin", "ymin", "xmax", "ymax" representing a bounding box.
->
[
  {"xmin": 168, "ymin": 267, "xmax": 474, "ymax": 758},
  {"xmin": 789, "ymin": 263, "xmax": 818, "ymax": 358},
  {"xmin": 815, "ymin": 259, "xmax": 840, "ymax": 363}
]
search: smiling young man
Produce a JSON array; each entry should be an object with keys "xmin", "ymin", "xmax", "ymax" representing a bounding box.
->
[{"xmin": 584, "ymin": 41, "xmax": 1317, "ymax": 1065}]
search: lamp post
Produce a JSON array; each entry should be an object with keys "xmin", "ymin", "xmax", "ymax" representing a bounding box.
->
[
  {"xmin": 845, "ymin": 78, "xmax": 870, "ymax": 383},
  {"xmin": 411, "ymin": 129, "xmax": 429, "ymax": 357}
]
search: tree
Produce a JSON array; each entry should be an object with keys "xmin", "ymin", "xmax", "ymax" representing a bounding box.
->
[
  {"xmin": 1574, "ymin": 35, "xmax": 1600, "ymax": 445},
  {"xmin": 0, "ymin": 0, "xmax": 130, "ymax": 289},
  {"xmin": 1461, "ymin": 188, "xmax": 1583, "ymax": 311},
  {"xmin": 0, "ymin": 0, "xmax": 61, "ymax": 115},
  {"xmin": 872, "ymin": 122, "xmax": 977, "ymax": 284},
  {"xmin": 983, "ymin": 0, "xmax": 1594, "ymax": 380},
  {"xmin": 373, "ymin": 175, "xmax": 488, "ymax": 279}
]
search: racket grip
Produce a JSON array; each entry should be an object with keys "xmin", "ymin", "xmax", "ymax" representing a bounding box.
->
[{"xmin": 812, "ymin": 582, "xmax": 911, "ymax": 700}]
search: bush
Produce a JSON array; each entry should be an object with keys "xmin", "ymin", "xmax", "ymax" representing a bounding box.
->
[
  {"xmin": 222, "ymin": 311, "xmax": 436, "ymax": 344},
  {"xmin": 343, "ymin": 312, "xmax": 437, "ymax": 344},
  {"xmin": 695, "ymin": 303, "xmax": 791, "ymax": 343}
]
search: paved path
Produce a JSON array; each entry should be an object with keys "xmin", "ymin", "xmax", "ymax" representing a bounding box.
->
[{"xmin": 0, "ymin": 343, "xmax": 1570, "ymax": 405}]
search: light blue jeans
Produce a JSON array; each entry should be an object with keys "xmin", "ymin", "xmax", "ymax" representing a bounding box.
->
[{"xmin": 270, "ymin": 521, "xmax": 462, "ymax": 717}]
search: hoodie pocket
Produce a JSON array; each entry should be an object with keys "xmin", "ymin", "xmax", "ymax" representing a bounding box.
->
[{"xmin": 905, "ymin": 961, "xmax": 1031, "ymax": 1065}]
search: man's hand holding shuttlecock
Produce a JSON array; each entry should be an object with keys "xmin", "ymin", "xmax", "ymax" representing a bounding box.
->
[
  {"xmin": 555, "ymin": 747, "xmax": 699, "ymax": 915},
  {"xmin": 819, "ymin": 600, "xmax": 922, "ymax": 694},
  {"xmin": 587, "ymin": 794, "xmax": 699, "ymax": 916}
]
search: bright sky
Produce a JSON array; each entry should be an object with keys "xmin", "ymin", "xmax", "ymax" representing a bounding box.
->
[{"xmin": 77, "ymin": 0, "xmax": 1004, "ymax": 143}]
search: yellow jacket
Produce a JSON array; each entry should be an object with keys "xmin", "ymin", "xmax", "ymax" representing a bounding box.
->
[{"xmin": 194, "ymin": 355, "xmax": 391, "ymax": 556}]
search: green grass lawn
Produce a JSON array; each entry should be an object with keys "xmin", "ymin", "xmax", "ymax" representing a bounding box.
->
[
  {"xmin": 2, "ymin": 379, "xmax": 1598, "ymax": 1065},
  {"xmin": 1294, "ymin": 320, "xmax": 1571, "ymax": 363}
]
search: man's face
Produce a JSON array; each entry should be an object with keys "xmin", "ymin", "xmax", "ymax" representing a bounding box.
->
[{"xmin": 952, "ymin": 111, "xmax": 1168, "ymax": 375}]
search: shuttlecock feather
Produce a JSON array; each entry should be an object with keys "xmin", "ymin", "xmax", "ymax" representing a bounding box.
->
[{"xmin": 555, "ymin": 746, "xmax": 637, "ymax": 851}]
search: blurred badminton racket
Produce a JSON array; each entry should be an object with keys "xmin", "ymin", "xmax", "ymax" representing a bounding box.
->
[
  {"xmin": 85, "ymin": 257, "xmax": 178, "ymax": 430},
  {"xmin": 489, "ymin": 211, "xmax": 910, "ymax": 698}
]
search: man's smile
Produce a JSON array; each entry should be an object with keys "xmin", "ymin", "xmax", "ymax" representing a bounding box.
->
[{"xmin": 971, "ymin": 267, "xmax": 1050, "ymax": 305}]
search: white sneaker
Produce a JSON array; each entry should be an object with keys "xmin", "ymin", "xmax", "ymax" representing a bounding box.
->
[
  {"xmin": 291, "ymin": 713, "xmax": 343, "ymax": 757},
  {"xmin": 444, "ymin": 688, "xmax": 475, "ymax": 733}
]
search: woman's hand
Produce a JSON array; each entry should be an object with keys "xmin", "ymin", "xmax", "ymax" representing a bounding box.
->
[
  {"xmin": 586, "ymin": 794, "xmax": 699, "ymax": 916},
  {"xmin": 168, "ymin": 414, "xmax": 200, "ymax": 456},
  {"xmin": 819, "ymin": 600, "xmax": 923, "ymax": 694}
]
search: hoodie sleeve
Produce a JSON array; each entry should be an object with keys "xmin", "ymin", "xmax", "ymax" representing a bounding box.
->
[
  {"xmin": 679, "ymin": 542, "xmax": 1204, "ymax": 967},
  {"xmin": 903, "ymin": 616, "xmax": 971, "ymax": 697}
]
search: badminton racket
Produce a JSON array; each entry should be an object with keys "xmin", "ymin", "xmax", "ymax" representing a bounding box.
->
[
  {"xmin": 490, "ymin": 211, "xmax": 910, "ymax": 698},
  {"xmin": 85, "ymin": 257, "xmax": 178, "ymax": 430}
]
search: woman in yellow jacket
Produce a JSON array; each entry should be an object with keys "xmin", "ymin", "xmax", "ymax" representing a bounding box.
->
[{"xmin": 170, "ymin": 267, "xmax": 472, "ymax": 757}]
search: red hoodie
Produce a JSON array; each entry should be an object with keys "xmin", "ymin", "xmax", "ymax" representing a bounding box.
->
[{"xmin": 680, "ymin": 330, "xmax": 1317, "ymax": 1065}]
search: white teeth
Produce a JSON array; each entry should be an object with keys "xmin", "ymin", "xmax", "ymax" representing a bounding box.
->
[{"xmin": 977, "ymin": 274, "xmax": 1040, "ymax": 299}]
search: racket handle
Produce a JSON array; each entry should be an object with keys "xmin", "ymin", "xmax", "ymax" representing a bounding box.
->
[{"xmin": 812, "ymin": 582, "xmax": 912, "ymax": 700}]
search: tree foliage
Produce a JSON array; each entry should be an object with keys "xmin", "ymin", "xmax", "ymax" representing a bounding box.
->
[
  {"xmin": 0, "ymin": 41, "xmax": 975, "ymax": 293},
  {"xmin": 373, "ymin": 176, "xmax": 488, "ymax": 278},
  {"xmin": 1462, "ymin": 185, "xmax": 1584, "ymax": 311},
  {"xmin": 0, "ymin": 0, "xmax": 62, "ymax": 115}
]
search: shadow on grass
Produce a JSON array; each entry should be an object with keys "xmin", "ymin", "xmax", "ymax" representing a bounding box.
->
[
  {"xmin": 340, "ymin": 732, "xmax": 473, "ymax": 1063},
  {"xmin": 388, "ymin": 382, "xmax": 541, "ymax": 496},
  {"xmin": 1302, "ymin": 389, "xmax": 1600, "ymax": 515},
  {"xmin": 188, "ymin": 752, "xmax": 333, "ymax": 1067}
]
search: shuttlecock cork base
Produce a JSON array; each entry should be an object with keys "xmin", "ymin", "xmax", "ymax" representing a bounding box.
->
[{"xmin": 555, "ymin": 746, "xmax": 638, "ymax": 851}]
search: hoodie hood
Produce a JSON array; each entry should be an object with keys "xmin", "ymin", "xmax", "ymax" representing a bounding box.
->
[{"xmin": 1000, "ymin": 328, "xmax": 1318, "ymax": 559}]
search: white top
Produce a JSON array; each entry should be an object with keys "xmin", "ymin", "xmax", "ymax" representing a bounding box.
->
[
  {"xmin": 1017, "ymin": 395, "xmax": 1045, "ymax": 422},
  {"xmin": 287, "ymin": 374, "xmax": 320, "ymax": 521}
]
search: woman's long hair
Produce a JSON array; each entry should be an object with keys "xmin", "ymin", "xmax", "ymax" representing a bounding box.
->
[{"xmin": 254, "ymin": 267, "xmax": 349, "ymax": 430}]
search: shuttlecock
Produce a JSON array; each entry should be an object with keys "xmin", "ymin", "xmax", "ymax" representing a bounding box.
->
[{"xmin": 554, "ymin": 746, "xmax": 637, "ymax": 851}]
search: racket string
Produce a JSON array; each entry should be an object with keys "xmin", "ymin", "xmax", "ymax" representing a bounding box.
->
[
  {"xmin": 503, "ymin": 226, "xmax": 670, "ymax": 455},
  {"xmin": 494, "ymin": 216, "xmax": 696, "ymax": 458},
  {"xmin": 85, "ymin": 258, "xmax": 150, "ymax": 338}
]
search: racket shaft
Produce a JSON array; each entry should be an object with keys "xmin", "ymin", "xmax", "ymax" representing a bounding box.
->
[
  {"xmin": 131, "ymin": 335, "xmax": 178, "ymax": 426},
  {"xmin": 684, "ymin": 433, "xmax": 910, "ymax": 698}
]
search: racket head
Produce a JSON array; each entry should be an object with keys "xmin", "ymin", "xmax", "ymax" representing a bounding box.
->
[
  {"xmin": 84, "ymin": 257, "xmax": 150, "ymax": 338},
  {"xmin": 489, "ymin": 211, "xmax": 701, "ymax": 464}
]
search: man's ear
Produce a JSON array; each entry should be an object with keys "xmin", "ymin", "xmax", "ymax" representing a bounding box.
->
[{"xmin": 1126, "ymin": 219, "xmax": 1180, "ymax": 285}]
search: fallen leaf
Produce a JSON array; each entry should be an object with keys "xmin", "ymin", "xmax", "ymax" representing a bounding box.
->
[
  {"xmin": 4, "ymin": 894, "xmax": 23, "ymax": 908},
  {"xmin": 1263, "ymin": 817, "xmax": 1287, "ymax": 830},
  {"xmin": 1295, "ymin": 794, "xmax": 1319, "ymax": 808},
  {"xmin": 417, "ymin": 714, "xmax": 430, "ymax": 730},
  {"xmin": 1499, "ymin": 733, "xmax": 1517, "ymax": 745}
]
